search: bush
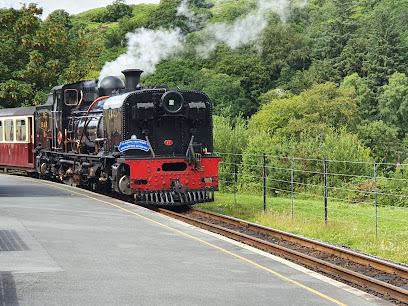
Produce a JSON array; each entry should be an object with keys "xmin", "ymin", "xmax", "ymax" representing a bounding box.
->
[
  {"xmin": 238, "ymin": 128, "xmax": 373, "ymax": 196},
  {"xmin": 91, "ymin": 0, "xmax": 133, "ymax": 23},
  {"xmin": 213, "ymin": 113, "xmax": 248, "ymax": 191},
  {"xmin": 377, "ymin": 167, "xmax": 408, "ymax": 207},
  {"xmin": 239, "ymin": 133, "xmax": 301, "ymax": 194}
]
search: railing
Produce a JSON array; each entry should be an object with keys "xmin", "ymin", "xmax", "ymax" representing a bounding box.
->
[{"xmin": 216, "ymin": 152, "xmax": 408, "ymax": 238}]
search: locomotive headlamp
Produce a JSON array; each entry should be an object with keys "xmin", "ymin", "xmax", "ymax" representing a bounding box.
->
[{"xmin": 161, "ymin": 91, "xmax": 184, "ymax": 114}]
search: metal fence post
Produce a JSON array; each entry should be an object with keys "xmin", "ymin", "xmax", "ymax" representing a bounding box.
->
[
  {"xmin": 233, "ymin": 153, "xmax": 237, "ymax": 206},
  {"xmin": 291, "ymin": 157, "xmax": 294, "ymax": 219},
  {"xmin": 374, "ymin": 161, "xmax": 378, "ymax": 238},
  {"xmin": 263, "ymin": 153, "xmax": 266, "ymax": 212},
  {"xmin": 324, "ymin": 158, "xmax": 328, "ymax": 225}
]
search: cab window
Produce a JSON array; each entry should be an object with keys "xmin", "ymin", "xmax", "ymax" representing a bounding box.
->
[
  {"xmin": 16, "ymin": 119, "xmax": 26, "ymax": 141},
  {"xmin": 64, "ymin": 89, "xmax": 78, "ymax": 106},
  {"xmin": 5, "ymin": 119, "xmax": 13, "ymax": 141},
  {"xmin": 0, "ymin": 121, "xmax": 3, "ymax": 141}
]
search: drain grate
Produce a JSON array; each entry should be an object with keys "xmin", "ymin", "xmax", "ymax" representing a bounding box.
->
[
  {"xmin": 0, "ymin": 273, "xmax": 19, "ymax": 304},
  {"xmin": 0, "ymin": 230, "xmax": 29, "ymax": 252}
]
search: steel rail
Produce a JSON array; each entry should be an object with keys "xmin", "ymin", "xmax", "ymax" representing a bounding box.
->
[
  {"xmin": 189, "ymin": 208, "xmax": 408, "ymax": 278},
  {"xmin": 157, "ymin": 207, "xmax": 408, "ymax": 303}
]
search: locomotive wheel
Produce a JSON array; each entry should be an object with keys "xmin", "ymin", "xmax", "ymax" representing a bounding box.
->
[
  {"xmin": 118, "ymin": 175, "xmax": 131, "ymax": 195},
  {"xmin": 40, "ymin": 163, "xmax": 48, "ymax": 175}
]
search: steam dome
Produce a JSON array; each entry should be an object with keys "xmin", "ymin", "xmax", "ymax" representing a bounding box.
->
[{"xmin": 99, "ymin": 76, "xmax": 125, "ymax": 96}]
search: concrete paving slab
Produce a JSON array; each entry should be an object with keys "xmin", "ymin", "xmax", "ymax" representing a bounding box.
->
[
  {"xmin": 0, "ymin": 216, "xmax": 62, "ymax": 273},
  {"xmin": 0, "ymin": 174, "xmax": 389, "ymax": 305}
]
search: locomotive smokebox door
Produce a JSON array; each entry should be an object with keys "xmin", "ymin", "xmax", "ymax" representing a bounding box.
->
[{"xmin": 161, "ymin": 91, "xmax": 184, "ymax": 114}]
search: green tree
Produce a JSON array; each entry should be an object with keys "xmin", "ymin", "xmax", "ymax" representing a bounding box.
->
[
  {"xmin": 337, "ymin": 35, "xmax": 367, "ymax": 77},
  {"xmin": 340, "ymin": 73, "xmax": 375, "ymax": 120},
  {"xmin": 213, "ymin": 50, "xmax": 271, "ymax": 115},
  {"xmin": 312, "ymin": 0, "xmax": 360, "ymax": 63},
  {"xmin": 0, "ymin": 4, "xmax": 43, "ymax": 107},
  {"xmin": 358, "ymin": 120, "xmax": 400, "ymax": 163},
  {"xmin": 364, "ymin": 7, "xmax": 408, "ymax": 91},
  {"xmin": 104, "ymin": 0, "xmax": 133, "ymax": 22},
  {"xmin": 377, "ymin": 72, "xmax": 408, "ymax": 138},
  {"xmin": 47, "ymin": 9, "xmax": 72, "ymax": 28},
  {"xmin": 192, "ymin": 68, "xmax": 249, "ymax": 116},
  {"xmin": 146, "ymin": 0, "xmax": 190, "ymax": 33},
  {"xmin": 211, "ymin": 0, "xmax": 256, "ymax": 23},
  {"xmin": 287, "ymin": 60, "xmax": 342, "ymax": 94},
  {"xmin": 249, "ymin": 82, "xmax": 359, "ymax": 138},
  {"xmin": 0, "ymin": 4, "xmax": 102, "ymax": 107},
  {"xmin": 261, "ymin": 24, "xmax": 310, "ymax": 80},
  {"xmin": 142, "ymin": 59, "xmax": 205, "ymax": 88},
  {"xmin": 91, "ymin": 0, "xmax": 133, "ymax": 23},
  {"xmin": 258, "ymin": 88, "xmax": 292, "ymax": 106}
]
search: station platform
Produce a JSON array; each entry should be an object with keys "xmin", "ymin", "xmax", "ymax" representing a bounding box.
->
[{"xmin": 0, "ymin": 174, "xmax": 387, "ymax": 305}]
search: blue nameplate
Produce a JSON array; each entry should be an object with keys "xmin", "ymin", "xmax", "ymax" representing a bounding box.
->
[{"xmin": 119, "ymin": 138, "xmax": 150, "ymax": 152}]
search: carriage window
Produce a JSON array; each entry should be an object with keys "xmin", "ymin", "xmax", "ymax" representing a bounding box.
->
[
  {"xmin": 64, "ymin": 89, "xmax": 79, "ymax": 106},
  {"xmin": 0, "ymin": 121, "xmax": 2, "ymax": 141},
  {"xmin": 4, "ymin": 119, "xmax": 14, "ymax": 141},
  {"xmin": 16, "ymin": 119, "xmax": 26, "ymax": 141}
]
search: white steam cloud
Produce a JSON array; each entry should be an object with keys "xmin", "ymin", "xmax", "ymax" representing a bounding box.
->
[
  {"xmin": 177, "ymin": 0, "xmax": 209, "ymax": 31},
  {"xmin": 177, "ymin": 0, "xmax": 195, "ymax": 21},
  {"xmin": 195, "ymin": 0, "xmax": 308, "ymax": 57},
  {"xmin": 99, "ymin": 28, "xmax": 185, "ymax": 80},
  {"xmin": 99, "ymin": 0, "xmax": 309, "ymax": 80},
  {"xmin": 195, "ymin": 12, "xmax": 269, "ymax": 57}
]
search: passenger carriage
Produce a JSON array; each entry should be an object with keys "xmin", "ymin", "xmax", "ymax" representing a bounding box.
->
[{"xmin": 0, "ymin": 107, "xmax": 36, "ymax": 171}]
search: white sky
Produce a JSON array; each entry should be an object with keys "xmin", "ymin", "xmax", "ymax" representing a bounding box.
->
[{"xmin": 0, "ymin": 0, "xmax": 160, "ymax": 19}]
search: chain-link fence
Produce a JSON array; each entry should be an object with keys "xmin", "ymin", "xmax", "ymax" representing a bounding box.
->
[{"xmin": 216, "ymin": 152, "xmax": 408, "ymax": 238}]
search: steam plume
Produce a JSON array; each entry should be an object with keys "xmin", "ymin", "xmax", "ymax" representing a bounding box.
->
[
  {"xmin": 195, "ymin": 0, "xmax": 308, "ymax": 57},
  {"xmin": 99, "ymin": 0, "xmax": 309, "ymax": 79},
  {"xmin": 177, "ymin": 0, "xmax": 209, "ymax": 31},
  {"xmin": 99, "ymin": 28, "xmax": 185, "ymax": 80}
]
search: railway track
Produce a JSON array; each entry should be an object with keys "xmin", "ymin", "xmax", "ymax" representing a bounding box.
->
[{"xmin": 154, "ymin": 207, "xmax": 408, "ymax": 304}]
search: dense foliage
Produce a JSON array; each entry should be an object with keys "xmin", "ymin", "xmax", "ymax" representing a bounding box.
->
[
  {"xmin": 2, "ymin": 0, "xmax": 408, "ymax": 167},
  {"xmin": 0, "ymin": 4, "xmax": 103, "ymax": 106}
]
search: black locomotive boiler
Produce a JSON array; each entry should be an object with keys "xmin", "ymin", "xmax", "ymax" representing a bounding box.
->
[{"xmin": 0, "ymin": 69, "xmax": 221, "ymax": 205}]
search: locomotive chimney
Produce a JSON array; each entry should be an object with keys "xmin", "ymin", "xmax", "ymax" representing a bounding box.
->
[{"xmin": 122, "ymin": 69, "xmax": 143, "ymax": 90}]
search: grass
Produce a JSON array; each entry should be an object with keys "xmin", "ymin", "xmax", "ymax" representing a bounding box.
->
[{"xmin": 196, "ymin": 192, "xmax": 408, "ymax": 264}]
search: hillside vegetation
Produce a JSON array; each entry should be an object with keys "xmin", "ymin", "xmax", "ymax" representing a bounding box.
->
[{"xmin": 1, "ymin": 0, "xmax": 408, "ymax": 165}]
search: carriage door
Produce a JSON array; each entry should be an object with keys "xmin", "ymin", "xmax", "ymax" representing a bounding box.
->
[{"xmin": 28, "ymin": 116, "xmax": 34, "ymax": 164}]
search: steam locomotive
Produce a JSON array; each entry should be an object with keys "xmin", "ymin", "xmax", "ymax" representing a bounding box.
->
[{"xmin": 0, "ymin": 69, "xmax": 221, "ymax": 206}]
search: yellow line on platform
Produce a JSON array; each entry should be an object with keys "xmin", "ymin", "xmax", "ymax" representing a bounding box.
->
[{"xmin": 18, "ymin": 176, "xmax": 346, "ymax": 306}]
